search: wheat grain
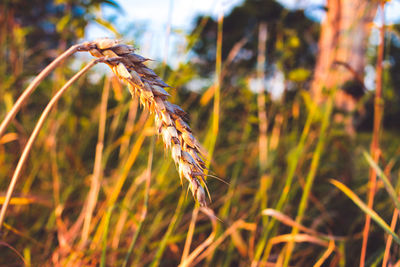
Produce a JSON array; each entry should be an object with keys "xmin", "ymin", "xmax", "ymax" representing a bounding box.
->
[{"xmin": 88, "ymin": 38, "xmax": 208, "ymax": 206}]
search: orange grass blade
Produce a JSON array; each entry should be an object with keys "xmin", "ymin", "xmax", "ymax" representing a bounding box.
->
[
  {"xmin": 383, "ymin": 209, "xmax": 399, "ymax": 267},
  {"xmin": 313, "ymin": 239, "xmax": 336, "ymax": 267},
  {"xmin": 361, "ymin": 2, "xmax": 386, "ymax": 266},
  {"xmin": 262, "ymin": 209, "xmax": 345, "ymax": 241},
  {"xmin": 179, "ymin": 207, "xmax": 218, "ymax": 267}
]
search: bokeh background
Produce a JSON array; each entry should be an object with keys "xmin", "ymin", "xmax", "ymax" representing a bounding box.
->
[{"xmin": 1, "ymin": 0, "xmax": 400, "ymax": 266}]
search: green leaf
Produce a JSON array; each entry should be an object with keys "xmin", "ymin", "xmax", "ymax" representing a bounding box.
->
[
  {"xmin": 94, "ymin": 17, "xmax": 120, "ymax": 37},
  {"xmin": 56, "ymin": 14, "xmax": 71, "ymax": 32},
  {"xmin": 288, "ymin": 68, "xmax": 311, "ymax": 82},
  {"xmin": 330, "ymin": 179, "xmax": 400, "ymax": 245}
]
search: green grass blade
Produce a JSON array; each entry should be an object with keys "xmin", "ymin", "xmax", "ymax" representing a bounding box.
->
[
  {"xmin": 255, "ymin": 92, "xmax": 317, "ymax": 263},
  {"xmin": 362, "ymin": 150, "xmax": 400, "ymax": 211},
  {"xmin": 330, "ymin": 179, "xmax": 400, "ymax": 245},
  {"xmin": 101, "ymin": 206, "xmax": 115, "ymax": 267},
  {"xmin": 283, "ymin": 94, "xmax": 334, "ymax": 267},
  {"xmin": 150, "ymin": 191, "xmax": 185, "ymax": 267}
]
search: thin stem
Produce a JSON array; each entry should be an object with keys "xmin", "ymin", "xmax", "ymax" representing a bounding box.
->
[
  {"xmin": 205, "ymin": 6, "xmax": 223, "ymax": 168},
  {"xmin": 253, "ymin": 99, "xmax": 317, "ymax": 265},
  {"xmin": 81, "ymin": 76, "xmax": 110, "ymax": 245},
  {"xmin": 180, "ymin": 207, "xmax": 218, "ymax": 267},
  {"xmin": 150, "ymin": 191, "xmax": 185, "ymax": 267},
  {"xmin": 181, "ymin": 207, "xmax": 199, "ymax": 263},
  {"xmin": 382, "ymin": 209, "xmax": 398, "ymax": 267},
  {"xmin": 257, "ymin": 21, "xmax": 268, "ymax": 172},
  {"xmin": 0, "ymin": 43, "xmax": 88, "ymax": 138},
  {"xmin": 122, "ymin": 136, "xmax": 154, "ymax": 267},
  {"xmin": 283, "ymin": 95, "xmax": 333, "ymax": 267},
  {"xmin": 360, "ymin": 1, "xmax": 385, "ymax": 266},
  {"xmin": 0, "ymin": 59, "xmax": 99, "ymax": 230}
]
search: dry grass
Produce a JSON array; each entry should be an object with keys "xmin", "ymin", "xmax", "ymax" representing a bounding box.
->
[{"xmin": 0, "ymin": 3, "xmax": 397, "ymax": 263}]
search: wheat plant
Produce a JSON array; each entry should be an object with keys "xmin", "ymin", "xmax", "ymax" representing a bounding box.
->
[
  {"xmin": 0, "ymin": 38, "xmax": 209, "ymax": 230},
  {"xmin": 88, "ymin": 38, "xmax": 208, "ymax": 206}
]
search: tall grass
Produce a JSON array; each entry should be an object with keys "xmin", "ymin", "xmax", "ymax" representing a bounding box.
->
[{"xmin": 0, "ymin": 2, "xmax": 399, "ymax": 265}]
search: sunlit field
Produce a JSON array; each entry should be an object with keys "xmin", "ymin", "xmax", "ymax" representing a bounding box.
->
[{"xmin": 1, "ymin": 0, "xmax": 400, "ymax": 266}]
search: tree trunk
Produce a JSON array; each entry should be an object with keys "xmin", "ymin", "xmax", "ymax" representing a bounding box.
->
[{"xmin": 311, "ymin": 0, "xmax": 378, "ymax": 134}]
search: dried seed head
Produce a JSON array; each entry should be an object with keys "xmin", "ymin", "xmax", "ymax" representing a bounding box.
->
[
  {"xmin": 138, "ymin": 66, "xmax": 157, "ymax": 77},
  {"xmin": 175, "ymin": 118, "xmax": 191, "ymax": 133},
  {"xmin": 89, "ymin": 49, "xmax": 103, "ymax": 57},
  {"xmin": 111, "ymin": 44, "xmax": 135, "ymax": 55},
  {"xmin": 171, "ymin": 144, "xmax": 181, "ymax": 163},
  {"xmin": 178, "ymin": 161, "xmax": 192, "ymax": 182},
  {"xmin": 127, "ymin": 53, "xmax": 149, "ymax": 63},
  {"xmin": 155, "ymin": 113, "xmax": 163, "ymax": 132},
  {"xmin": 166, "ymin": 126, "xmax": 178, "ymax": 139},
  {"xmin": 130, "ymin": 70, "xmax": 143, "ymax": 86},
  {"xmin": 116, "ymin": 63, "xmax": 131, "ymax": 79},
  {"xmin": 161, "ymin": 128, "xmax": 172, "ymax": 148},
  {"xmin": 87, "ymin": 39, "xmax": 209, "ymax": 206},
  {"xmin": 95, "ymin": 38, "xmax": 119, "ymax": 49},
  {"xmin": 161, "ymin": 111, "xmax": 173, "ymax": 126},
  {"xmin": 141, "ymin": 82, "xmax": 154, "ymax": 99},
  {"xmin": 151, "ymin": 85, "xmax": 170, "ymax": 97},
  {"xmin": 102, "ymin": 49, "xmax": 119, "ymax": 58},
  {"xmin": 154, "ymin": 96, "xmax": 166, "ymax": 111},
  {"xmin": 188, "ymin": 148, "xmax": 205, "ymax": 168},
  {"xmin": 190, "ymin": 180, "xmax": 206, "ymax": 207},
  {"xmin": 150, "ymin": 79, "xmax": 170, "ymax": 88},
  {"xmin": 181, "ymin": 151, "xmax": 198, "ymax": 168},
  {"xmin": 182, "ymin": 132, "xmax": 197, "ymax": 149}
]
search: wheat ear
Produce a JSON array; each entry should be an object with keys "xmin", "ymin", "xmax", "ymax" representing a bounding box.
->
[{"xmin": 87, "ymin": 38, "xmax": 208, "ymax": 206}]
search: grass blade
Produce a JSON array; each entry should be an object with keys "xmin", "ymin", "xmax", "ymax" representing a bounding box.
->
[
  {"xmin": 330, "ymin": 179, "xmax": 400, "ymax": 245},
  {"xmin": 362, "ymin": 150, "xmax": 400, "ymax": 211},
  {"xmin": 100, "ymin": 206, "xmax": 115, "ymax": 267},
  {"xmin": 283, "ymin": 94, "xmax": 333, "ymax": 266},
  {"xmin": 150, "ymin": 191, "xmax": 185, "ymax": 267}
]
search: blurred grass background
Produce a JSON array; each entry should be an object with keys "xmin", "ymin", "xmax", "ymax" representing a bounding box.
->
[{"xmin": 1, "ymin": 0, "xmax": 400, "ymax": 266}]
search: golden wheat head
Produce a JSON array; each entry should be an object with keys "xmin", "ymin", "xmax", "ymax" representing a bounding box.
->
[{"xmin": 86, "ymin": 38, "xmax": 208, "ymax": 206}]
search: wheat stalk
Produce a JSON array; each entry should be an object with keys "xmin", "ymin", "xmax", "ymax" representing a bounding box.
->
[
  {"xmin": 0, "ymin": 39, "xmax": 208, "ymax": 229},
  {"xmin": 87, "ymin": 38, "xmax": 208, "ymax": 206},
  {"xmin": 0, "ymin": 59, "xmax": 102, "ymax": 229}
]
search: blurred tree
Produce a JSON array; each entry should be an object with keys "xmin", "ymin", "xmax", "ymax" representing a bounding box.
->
[
  {"xmin": 190, "ymin": 0, "xmax": 319, "ymax": 94},
  {"xmin": 0, "ymin": 0, "xmax": 119, "ymax": 179},
  {"xmin": 0, "ymin": 0, "xmax": 119, "ymax": 92},
  {"xmin": 380, "ymin": 23, "xmax": 400, "ymax": 130},
  {"xmin": 310, "ymin": 0, "xmax": 379, "ymax": 134}
]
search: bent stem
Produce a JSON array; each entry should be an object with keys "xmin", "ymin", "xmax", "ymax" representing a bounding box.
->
[
  {"xmin": 179, "ymin": 207, "xmax": 218, "ymax": 267},
  {"xmin": 0, "ymin": 43, "xmax": 90, "ymax": 138},
  {"xmin": 0, "ymin": 59, "xmax": 100, "ymax": 230},
  {"xmin": 181, "ymin": 207, "xmax": 200, "ymax": 263}
]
